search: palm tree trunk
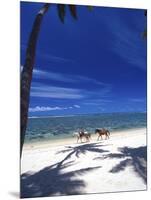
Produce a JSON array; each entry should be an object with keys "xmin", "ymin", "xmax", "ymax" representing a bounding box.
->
[{"xmin": 21, "ymin": 3, "xmax": 50, "ymax": 156}]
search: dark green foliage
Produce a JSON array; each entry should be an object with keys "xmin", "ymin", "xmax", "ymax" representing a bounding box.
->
[
  {"xmin": 68, "ymin": 5, "xmax": 77, "ymax": 20},
  {"xmin": 56, "ymin": 4, "xmax": 94, "ymax": 23},
  {"xmin": 87, "ymin": 5, "xmax": 93, "ymax": 11},
  {"xmin": 57, "ymin": 4, "xmax": 66, "ymax": 23},
  {"xmin": 57, "ymin": 4, "xmax": 78, "ymax": 23}
]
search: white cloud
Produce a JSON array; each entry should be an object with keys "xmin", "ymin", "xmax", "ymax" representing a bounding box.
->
[
  {"xmin": 25, "ymin": 67, "xmax": 110, "ymax": 87},
  {"xmin": 83, "ymin": 99, "xmax": 112, "ymax": 106},
  {"xmin": 21, "ymin": 45, "xmax": 73, "ymax": 64},
  {"xmin": 29, "ymin": 106, "xmax": 68, "ymax": 112},
  {"xmin": 110, "ymin": 17, "xmax": 146, "ymax": 70},
  {"xmin": 31, "ymin": 85, "xmax": 84, "ymax": 99},
  {"xmin": 74, "ymin": 105, "xmax": 80, "ymax": 108},
  {"xmin": 29, "ymin": 104, "xmax": 81, "ymax": 112},
  {"xmin": 30, "ymin": 80, "xmax": 112, "ymax": 101},
  {"xmin": 32, "ymin": 69, "xmax": 75, "ymax": 82},
  {"xmin": 21, "ymin": 67, "xmax": 112, "ymax": 100},
  {"xmin": 129, "ymin": 98, "xmax": 146, "ymax": 103}
]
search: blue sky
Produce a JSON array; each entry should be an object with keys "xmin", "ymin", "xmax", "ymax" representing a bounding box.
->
[{"xmin": 21, "ymin": 2, "xmax": 147, "ymax": 116}]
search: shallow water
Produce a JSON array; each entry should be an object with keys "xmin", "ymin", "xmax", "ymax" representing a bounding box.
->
[{"xmin": 25, "ymin": 112, "xmax": 146, "ymax": 143}]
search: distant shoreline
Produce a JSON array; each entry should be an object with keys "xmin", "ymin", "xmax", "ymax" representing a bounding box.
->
[{"xmin": 28, "ymin": 111, "xmax": 147, "ymax": 119}]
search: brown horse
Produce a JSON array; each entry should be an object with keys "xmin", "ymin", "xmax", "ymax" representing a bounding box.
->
[{"xmin": 95, "ymin": 128, "xmax": 110, "ymax": 140}]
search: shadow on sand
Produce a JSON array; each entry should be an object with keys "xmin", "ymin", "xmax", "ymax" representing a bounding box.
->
[
  {"xmin": 56, "ymin": 142, "xmax": 110, "ymax": 161},
  {"xmin": 21, "ymin": 142, "xmax": 108, "ymax": 198},
  {"xmin": 21, "ymin": 143, "xmax": 147, "ymax": 198},
  {"xmin": 94, "ymin": 146, "xmax": 147, "ymax": 184}
]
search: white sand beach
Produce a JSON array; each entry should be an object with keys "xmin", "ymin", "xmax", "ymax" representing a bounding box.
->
[{"xmin": 21, "ymin": 128, "xmax": 147, "ymax": 198}]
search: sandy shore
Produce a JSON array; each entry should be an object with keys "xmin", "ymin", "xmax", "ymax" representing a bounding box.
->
[{"xmin": 21, "ymin": 128, "xmax": 147, "ymax": 198}]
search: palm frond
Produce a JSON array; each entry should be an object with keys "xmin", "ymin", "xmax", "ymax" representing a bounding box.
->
[
  {"xmin": 87, "ymin": 5, "xmax": 93, "ymax": 11},
  {"xmin": 57, "ymin": 4, "xmax": 66, "ymax": 23},
  {"xmin": 68, "ymin": 5, "xmax": 77, "ymax": 20}
]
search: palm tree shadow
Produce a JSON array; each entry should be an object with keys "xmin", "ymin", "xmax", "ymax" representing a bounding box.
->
[
  {"xmin": 21, "ymin": 142, "xmax": 107, "ymax": 198},
  {"xmin": 56, "ymin": 142, "xmax": 110, "ymax": 162},
  {"xmin": 21, "ymin": 160, "xmax": 100, "ymax": 198},
  {"xmin": 95, "ymin": 146, "xmax": 147, "ymax": 184}
]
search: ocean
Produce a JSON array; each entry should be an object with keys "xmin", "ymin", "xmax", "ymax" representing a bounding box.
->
[{"xmin": 24, "ymin": 112, "xmax": 147, "ymax": 143}]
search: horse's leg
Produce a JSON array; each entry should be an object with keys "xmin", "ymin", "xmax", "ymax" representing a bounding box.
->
[
  {"xmin": 77, "ymin": 136, "xmax": 79, "ymax": 143},
  {"xmin": 105, "ymin": 132, "xmax": 109, "ymax": 139},
  {"xmin": 97, "ymin": 135, "xmax": 99, "ymax": 141},
  {"xmin": 89, "ymin": 134, "xmax": 91, "ymax": 141}
]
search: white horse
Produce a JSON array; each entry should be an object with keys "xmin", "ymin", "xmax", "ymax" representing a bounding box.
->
[
  {"xmin": 73, "ymin": 132, "xmax": 81, "ymax": 143},
  {"xmin": 73, "ymin": 131, "xmax": 91, "ymax": 143}
]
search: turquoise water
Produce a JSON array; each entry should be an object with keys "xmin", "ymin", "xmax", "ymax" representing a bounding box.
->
[{"xmin": 25, "ymin": 112, "xmax": 147, "ymax": 143}]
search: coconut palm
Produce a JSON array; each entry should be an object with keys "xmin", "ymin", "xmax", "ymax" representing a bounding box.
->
[{"xmin": 21, "ymin": 3, "xmax": 92, "ymax": 156}]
